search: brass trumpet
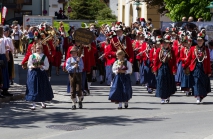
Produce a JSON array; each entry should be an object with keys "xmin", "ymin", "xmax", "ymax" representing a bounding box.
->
[{"xmin": 40, "ymin": 35, "xmax": 53, "ymax": 45}]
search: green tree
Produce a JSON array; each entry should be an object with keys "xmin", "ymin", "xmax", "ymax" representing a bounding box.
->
[
  {"xmin": 67, "ymin": 0, "xmax": 116, "ymax": 20},
  {"xmin": 163, "ymin": 0, "xmax": 211, "ymax": 21}
]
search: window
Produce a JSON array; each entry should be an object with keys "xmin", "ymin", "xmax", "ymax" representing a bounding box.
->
[
  {"xmin": 23, "ymin": 0, "xmax": 32, "ymax": 5},
  {"xmin": 14, "ymin": 10, "xmax": 32, "ymax": 17}
]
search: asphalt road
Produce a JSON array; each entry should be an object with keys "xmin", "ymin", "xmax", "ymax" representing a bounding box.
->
[{"xmin": 0, "ymin": 55, "xmax": 213, "ymax": 139}]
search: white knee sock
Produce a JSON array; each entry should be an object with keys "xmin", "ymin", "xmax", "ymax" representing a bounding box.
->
[
  {"xmin": 88, "ymin": 82, "xmax": 92, "ymax": 89},
  {"xmin": 32, "ymin": 102, "xmax": 36, "ymax": 107},
  {"xmin": 41, "ymin": 102, "xmax": 45, "ymax": 106},
  {"xmin": 118, "ymin": 102, "xmax": 122, "ymax": 107},
  {"xmin": 100, "ymin": 75, "xmax": 103, "ymax": 81},
  {"xmin": 134, "ymin": 72, "xmax": 139, "ymax": 81},
  {"xmin": 93, "ymin": 70, "xmax": 96, "ymax": 78},
  {"xmin": 72, "ymin": 98, "xmax": 77, "ymax": 105},
  {"xmin": 49, "ymin": 77, "xmax": 51, "ymax": 81}
]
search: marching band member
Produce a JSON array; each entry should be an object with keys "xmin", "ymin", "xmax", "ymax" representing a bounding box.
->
[
  {"xmin": 132, "ymin": 32, "xmax": 141, "ymax": 84},
  {"xmin": 40, "ymin": 32, "xmax": 55, "ymax": 81},
  {"xmin": 21, "ymin": 31, "xmax": 40, "ymax": 69},
  {"xmin": 26, "ymin": 43, "xmax": 54, "ymax": 110},
  {"xmin": 53, "ymin": 38, "xmax": 62, "ymax": 75},
  {"xmin": 183, "ymin": 32, "xmax": 211, "ymax": 104},
  {"xmin": 153, "ymin": 34, "xmax": 177, "ymax": 104},
  {"xmin": 148, "ymin": 36, "xmax": 163, "ymax": 92},
  {"xmin": 110, "ymin": 22, "xmax": 134, "ymax": 64},
  {"xmin": 180, "ymin": 35, "xmax": 193, "ymax": 96},
  {"xmin": 66, "ymin": 46, "xmax": 84, "ymax": 110},
  {"xmin": 109, "ymin": 50, "xmax": 132, "ymax": 109},
  {"xmin": 99, "ymin": 31, "xmax": 116, "ymax": 86}
]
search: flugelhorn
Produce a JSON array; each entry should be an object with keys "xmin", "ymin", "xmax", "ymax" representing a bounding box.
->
[{"xmin": 41, "ymin": 35, "xmax": 53, "ymax": 45}]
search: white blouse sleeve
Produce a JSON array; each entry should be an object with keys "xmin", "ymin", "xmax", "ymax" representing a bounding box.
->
[
  {"xmin": 112, "ymin": 61, "xmax": 118, "ymax": 74},
  {"xmin": 41, "ymin": 56, "xmax": 49, "ymax": 71},
  {"xmin": 125, "ymin": 61, "xmax": 133, "ymax": 74},
  {"xmin": 27, "ymin": 55, "xmax": 33, "ymax": 69}
]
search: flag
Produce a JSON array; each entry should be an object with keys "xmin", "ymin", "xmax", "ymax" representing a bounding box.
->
[{"xmin": 2, "ymin": 6, "xmax": 7, "ymax": 25}]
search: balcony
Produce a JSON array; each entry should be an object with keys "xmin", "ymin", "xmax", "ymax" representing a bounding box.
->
[
  {"xmin": 2, "ymin": 0, "xmax": 32, "ymax": 9},
  {"xmin": 2, "ymin": 0, "xmax": 17, "ymax": 9}
]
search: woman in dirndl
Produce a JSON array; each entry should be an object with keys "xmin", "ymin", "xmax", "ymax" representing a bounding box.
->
[
  {"xmin": 109, "ymin": 50, "xmax": 132, "ymax": 109},
  {"xmin": 180, "ymin": 35, "xmax": 193, "ymax": 96},
  {"xmin": 184, "ymin": 32, "xmax": 211, "ymax": 104},
  {"xmin": 26, "ymin": 43, "xmax": 54, "ymax": 110},
  {"xmin": 153, "ymin": 34, "xmax": 177, "ymax": 104}
]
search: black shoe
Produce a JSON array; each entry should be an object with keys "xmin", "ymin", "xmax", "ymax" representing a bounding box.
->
[
  {"xmin": 79, "ymin": 102, "xmax": 83, "ymax": 109},
  {"xmin": 2, "ymin": 92, "xmax": 13, "ymax": 96},
  {"xmin": 0, "ymin": 94, "xmax": 5, "ymax": 98},
  {"xmin": 92, "ymin": 78, "xmax": 97, "ymax": 82},
  {"xmin": 136, "ymin": 81, "xmax": 139, "ymax": 85},
  {"xmin": 118, "ymin": 107, "xmax": 122, "ymax": 109},
  {"xmin": 100, "ymin": 81, "xmax": 104, "ymax": 84},
  {"xmin": 81, "ymin": 96, "xmax": 84, "ymax": 102},
  {"xmin": 124, "ymin": 103, "xmax": 128, "ymax": 109},
  {"xmin": 10, "ymin": 81, "xmax": 14, "ymax": 85},
  {"xmin": 72, "ymin": 105, "xmax": 76, "ymax": 110}
]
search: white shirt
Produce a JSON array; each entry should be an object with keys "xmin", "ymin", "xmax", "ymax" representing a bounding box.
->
[
  {"xmin": 4, "ymin": 36, "xmax": 14, "ymax": 52},
  {"xmin": 28, "ymin": 53, "xmax": 49, "ymax": 71},
  {"xmin": 0, "ymin": 38, "xmax": 9, "ymax": 54},
  {"xmin": 112, "ymin": 60, "xmax": 132, "ymax": 74},
  {"xmin": 12, "ymin": 30, "xmax": 22, "ymax": 40}
]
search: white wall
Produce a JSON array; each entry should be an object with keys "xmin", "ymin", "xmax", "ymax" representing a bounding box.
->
[
  {"xmin": 22, "ymin": 0, "xmax": 42, "ymax": 15},
  {"xmin": 160, "ymin": 15, "xmax": 171, "ymax": 22},
  {"xmin": 48, "ymin": 0, "xmax": 63, "ymax": 16},
  {"xmin": 109, "ymin": 0, "xmax": 118, "ymax": 17}
]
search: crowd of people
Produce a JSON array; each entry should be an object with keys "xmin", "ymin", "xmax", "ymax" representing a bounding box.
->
[{"xmin": 0, "ymin": 16, "xmax": 212, "ymax": 110}]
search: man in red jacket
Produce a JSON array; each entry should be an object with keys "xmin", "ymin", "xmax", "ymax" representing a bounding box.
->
[{"xmin": 110, "ymin": 22, "xmax": 134, "ymax": 64}]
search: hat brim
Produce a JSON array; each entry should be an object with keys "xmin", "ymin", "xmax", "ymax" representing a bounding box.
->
[{"xmin": 197, "ymin": 37, "xmax": 203, "ymax": 40}]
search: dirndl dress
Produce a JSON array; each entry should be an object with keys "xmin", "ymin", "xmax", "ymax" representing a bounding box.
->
[
  {"xmin": 175, "ymin": 61, "xmax": 183, "ymax": 84},
  {"xmin": 156, "ymin": 63, "xmax": 177, "ymax": 99},
  {"xmin": 109, "ymin": 73, "xmax": 132, "ymax": 102},
  {"xmin": 191, "ymin": 62, "xmax": 211, "ymax": 98},
  {"xmin": 26, "ymin": 68, "xmax": 54, "ymax": 102},
  {"xmin": 140, "ymin": 59, "xmax": 151, "ymax": 84},
  {"xmin": 181, "ymin": 69, "xmax": 193, "ymax": 90}
]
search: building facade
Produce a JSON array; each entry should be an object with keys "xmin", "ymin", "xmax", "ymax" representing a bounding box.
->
[
  {"xmin": 117, "ymin": 0, "xmax": 172, "ymax": 28},
  {"xmin": 1, "ymin": 0, "xmax": 66, "ymax": 20}
]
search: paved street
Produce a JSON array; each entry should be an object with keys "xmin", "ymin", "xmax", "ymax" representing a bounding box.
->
[{"xmin": 1, "ymin": 55, "xmax": 213, "ymax": 139}]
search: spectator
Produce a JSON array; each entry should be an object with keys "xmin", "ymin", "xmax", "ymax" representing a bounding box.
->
[
  {"xmin": 182, "ymin": 17, "xmax": 187, "ymax": 22},
  {"xmin": 209, "ymin": 41, "xmax": 213, "ymax": 76},
  {"xmin": 188, "ymin": 16, "xmax": 194, "ymax": 22},
  {"xmin": 146, "ymin": 18, "xmax": 153, "ymax": 31},
  {"xmin": 11, "ymin": 25, "xmax": 22, "ymax": 58},
  {"xmin": 197, "ymin": 18, "xmax": 204, "ymax": 22}
]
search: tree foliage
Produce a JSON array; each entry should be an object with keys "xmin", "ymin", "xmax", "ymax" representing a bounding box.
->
[
  {"xmin": 164, "ymin": 0, "xmax": 211, "ymax": 21},
  {"xmin": 67, "ymin": 0, "xmax": 116, "ymax": 20}
]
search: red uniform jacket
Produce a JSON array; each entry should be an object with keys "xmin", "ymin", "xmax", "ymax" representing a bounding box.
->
[
  {"xmin": 82, "ymin": 43, "xmax": 97, "ymax": 72},
  {"xmin": 42, "ymin": 40, "xmax": 55, "ymax": 63},
  {"xmin": 110, "ymin": 36, "xmax": 134, "ymax": 63},
  {"xmin": 149, "ymin": 47, "xmax": 158, "ymax": 69},
  {"xmin": 101, "ymin": 42, "xmax": 116, "ymax": 66},
  {"xmin": 21, "ymin": 43, "xmax": 34, "ymax": 65},
  {"xmin": 153, "ymin": 47, "xmax": 177, "ymax": 74},
  {"xmin": 172, "ymin": 41, "xmax": 182, "ymax": 64},
  {"xmin": 183, "ymin": 46, "xmax": 211, "ymax": 74},
  {"xmin": 180, "ymin": 47, "xmax": 190, "ymax": 67},
  {"xmin": 136, "ymin": 42, "xmax": 149, "ymax": 65}
]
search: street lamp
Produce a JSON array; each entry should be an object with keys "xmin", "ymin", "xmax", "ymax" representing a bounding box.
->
[
  {"xmin": 128, "ymin": 0, "xmax": 144, "ymax": 18},
  {"xmin": 206, "ymin": 1, "xmax": 213, "ymax": 21}
]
